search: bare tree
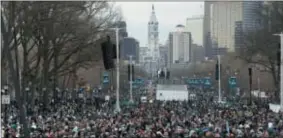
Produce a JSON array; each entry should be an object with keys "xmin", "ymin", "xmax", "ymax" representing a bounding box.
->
[
  {"xmin": 1, "ymin": 1, "xmax": 122, "ymax": 135},
  {"xmin": 239, "ymin": 2, "xmax": 283, "ymax": 100}
]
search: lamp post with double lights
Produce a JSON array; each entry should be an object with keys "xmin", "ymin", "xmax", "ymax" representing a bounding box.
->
[
  {"xmin": 107, "ymin": 27, "xmax": 122, "ymax": 113},
  {"xmin": 99, "ymin": 27, "xmax": 123, "ymax": 113}
]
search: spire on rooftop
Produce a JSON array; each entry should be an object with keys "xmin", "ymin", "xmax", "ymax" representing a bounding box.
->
[{"xmin": 149, "ymin": 4, "xmax": 157, "ymax": 23}]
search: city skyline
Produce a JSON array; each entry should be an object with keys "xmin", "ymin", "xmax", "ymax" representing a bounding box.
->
[{"xmin": 117, "ymin": 2, "xmax": 204, "ymax": 47}]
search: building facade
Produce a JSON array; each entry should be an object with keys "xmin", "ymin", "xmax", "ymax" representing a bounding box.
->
[
  {"xmin": 203, "ymin": 1, "xmax": 213, "ymax": 58},
  {"xmin": 139, "ymin": 47, "xmax": 150, "ymax": 63},
  {"xmin": 242, "ymin": 1, "xmax": 263, "ymax": 33},
  {"xmin": 203, "ymin": 1, "xmax": 263, "ymax": 56},
  {"xmin": 120, "ymin": 37, "xmax": 140, "ymax": 63},
  {"xmin": 210, "ymin": 1, "xmax": 243, "ymax": 52},
  {"xmin": 159, "ymin": 45, "xmax": 168, "ymax": 67},
  {"xmin": 234, "ymin": 21, "xmax": 244, "ymax": 50},
  {"xmin": 191, "ymin": 44, "xmax": 205, "ymax": 63},
  {"xmin": 108, "ymin": 21, "xmax": 128, "ymax": 43},
  {"xmin": 147, "ymin": 5, "xmax": 159, "ymax": 60},
  {"xmin": 186, "ymin": 15, "xmax": 204, "ymax": 46},
  {"xmin": 169, "ymin": 25, "xmax": 192, "ymax": 64}
]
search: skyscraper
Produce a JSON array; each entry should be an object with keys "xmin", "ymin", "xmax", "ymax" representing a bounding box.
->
[
  {"xmin": 234, "ymin": 21, "xmax": 244, "ymax": 50},
  {"xmin": 203, "ymin": 1, "xmax": 264, "ymax": 55},
  {"xmin": 203, "ymin": 1, "xmax": 213, "ymax": 58},
  {"xmin": 242, "ymin": 1, "xmax": 263, "ymax": 33},
  {"xmin": 120, "ymin": 37, "xmax": 140, "ymax": 63},
  {"xmin": 210, "ymin": 1, "xmax": 243, "ymax": 52},
  {"xmin": 169, "ymin": 25, "xmax": 192, "ymax": 64},
  {"xmin": 186, "ymin": 15, "xmax": 203, "ymax": 46}
]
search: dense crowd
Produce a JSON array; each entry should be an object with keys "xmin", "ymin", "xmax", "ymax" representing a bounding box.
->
[{"xmin": 2, "ymin": 90, "xmax": 283, "ymax": 138}]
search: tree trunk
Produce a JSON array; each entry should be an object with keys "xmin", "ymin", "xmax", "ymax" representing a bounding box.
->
[
  {"xmin": 53, "ymin": 43, "xmax": 58, "ymax": 100},
  {"xmin": 71, "ymin": 67, "xmax": 77, "ymax": 99},
  {"xmin": 22, "ymin": 42, "xmax": 29, "ymax": 104},
  {"xmin": 42, "ymin": 43, "xmax": 49, "ymax": 106},
  {"xmin": 271, "ymin": 65, "xmax": 280, "ymax": 102}
]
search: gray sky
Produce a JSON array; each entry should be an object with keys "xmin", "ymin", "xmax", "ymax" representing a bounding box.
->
[{"xmin": 117, "ymin": 2, "xmax": 204, "ymax": 47}]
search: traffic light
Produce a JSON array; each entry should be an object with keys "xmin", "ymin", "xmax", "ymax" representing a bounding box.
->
[
  {"xmin": 215, "ymin": 63, "xmax": 219, "ymax": 80},
  {"xmin": 277, "ymin": 43, "xmax": 281, "ymax": 67},
  {"xmin": 128, "ymin": 64, "xmax": 134, "ymax": 81},
  {"xmin": 128, "ymin": 64, "xmax": 130, "ymax": 81},
  {"xmin": 101, "ymin": 36, "xmax": 115, "ymax": 70},
  {"xmin": 160, "ymin": 70, "xmax": 165, "ymax": 78},
  {"xmin": 112, "ymin": 44, "xmax": 121, "ymax": 59},
  {"xmin": 248, "ymin": 67, "xmax": 252, "ymax": 77},
  {"xmin": 166, "ymin": 71, "xmax": 170, "ymax": 80},
  {"xmin": 215, "ymin": 61, "xmax": 222, "ymax": 80},
  {"xmin": 132, "ymin": 64, "xmax": 135, "ymax": 80}
]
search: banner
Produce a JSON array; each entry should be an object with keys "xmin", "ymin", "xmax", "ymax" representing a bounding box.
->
[
  {"xmin": 103, "ymin": 72, "xmax": 109, "ymax": 84},
  {"xmin": 229, "ymin": 77, "xmax": 237, "ymax": 88},
  {"xmin": 203, "ymin": 77, "xmax": 212, "ymax": 87}
]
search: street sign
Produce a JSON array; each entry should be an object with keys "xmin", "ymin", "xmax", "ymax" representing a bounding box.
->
[
  {"xmin": 194, "ymin": 79, "xmax": 201, "ymax": 85},
  {"xmin": 186, "ymin": 78, "xmax": 200, "ymax": 85},
  {"xmin": 2, "ymin": 95, "xmax": 10, "ymax": 104},
  {"xmin": 203, "ymin": 77, "xmax": 212, "ymax": 86},
  {"xmin": 229, "ymin": 77, "xmax": 237, "ymax": 88},
  {"xmin": 103, "ymin": 72, "xmax": 109, "ymax": 84}
]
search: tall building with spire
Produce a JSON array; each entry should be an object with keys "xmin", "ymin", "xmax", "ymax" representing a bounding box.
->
[{"xmin": 147, "ymin": 4, "xmax": 159, "ymax": 60}]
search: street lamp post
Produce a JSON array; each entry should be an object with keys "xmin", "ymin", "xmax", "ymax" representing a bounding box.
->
[
  {"xmin": 114, "ymin": 28, "xmax": 121, "ymax": 113},
  {"xmin": 274, "ymin": 32, "xmax": 283, "ymax": 111}
]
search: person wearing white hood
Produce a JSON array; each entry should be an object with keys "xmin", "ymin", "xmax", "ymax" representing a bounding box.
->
[
  {"xmin": 236, "ymin": 129, "xmax": 244, "ymax": 138},
  {"xmin": 72, "ymin": 126, "xmax": 79, "ymax": 137}
]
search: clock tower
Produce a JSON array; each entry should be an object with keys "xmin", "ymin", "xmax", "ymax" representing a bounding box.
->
[{"xmin": 147, "ymin": 4, "xmax": 159, "ymax": 60}]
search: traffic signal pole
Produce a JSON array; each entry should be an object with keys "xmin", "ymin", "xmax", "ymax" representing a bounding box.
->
[
  {"xmin": 280, "ymin": 33, "xmax": 283, "ymax": 111},
  {"xmin": 114, "ymin": 28, "xmax": 121, "ymax": 113},
  {"xmin": 218, "ymin": 55, "xmax": 222, "ymax": 102},
  {"xmin": 129, "ymin": 55, "xmax": 134, "ymax": 103}
]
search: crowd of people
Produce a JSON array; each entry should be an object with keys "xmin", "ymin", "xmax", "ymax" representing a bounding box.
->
[{"xmin": 2, "ymin": 88, "xmax": 283, "ymax": 138}]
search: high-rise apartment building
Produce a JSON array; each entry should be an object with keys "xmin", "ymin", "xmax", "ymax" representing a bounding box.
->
[
  {"xmin": 120, "ymin": 37, "xmax": 140, "ymax": 63},
  {"xmin": 167, "ymin": 33, "xmax": 173, "ymax": 65},
  {"xmin": 243, "ymin": 1, "xmax": 263, "ymax": 33},
  {"xmin": 203, "ymin": 1, "xmax": 213, "ymax": 58},
  {"xmin": 186, "ymin": 15, "xmax": 203, "ymax": 46},
  {"xmin": 210, "ymin": 1, "xmax": 243, "ymax": 52},
  {"xmin": 234, "ymin": 21, "xmax": 244, "ymax": 49},
  {"xmin": 191, "ymin": 44, "xmax": 205, "ymax": 63},
  {"xmin": 203, "ymin": 1, "xmax": 264, "ymax": 55},
  {"xmin": 168, "ymin": 25, "xmax": 192, "ymax": 64}
]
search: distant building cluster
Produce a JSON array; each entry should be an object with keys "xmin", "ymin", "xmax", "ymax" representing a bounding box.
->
[
  {"xmin": 203, "ymin": 1, "xmax": 264, "ymax": 59},
  {"xmin": 138, "ymin": 2, "xmax": 265, "ymax": 75}
]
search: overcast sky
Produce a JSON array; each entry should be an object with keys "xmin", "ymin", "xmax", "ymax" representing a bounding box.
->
[{"xmin": 117, "ymin": 2, "xmax": 204, "ymax": 47}]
